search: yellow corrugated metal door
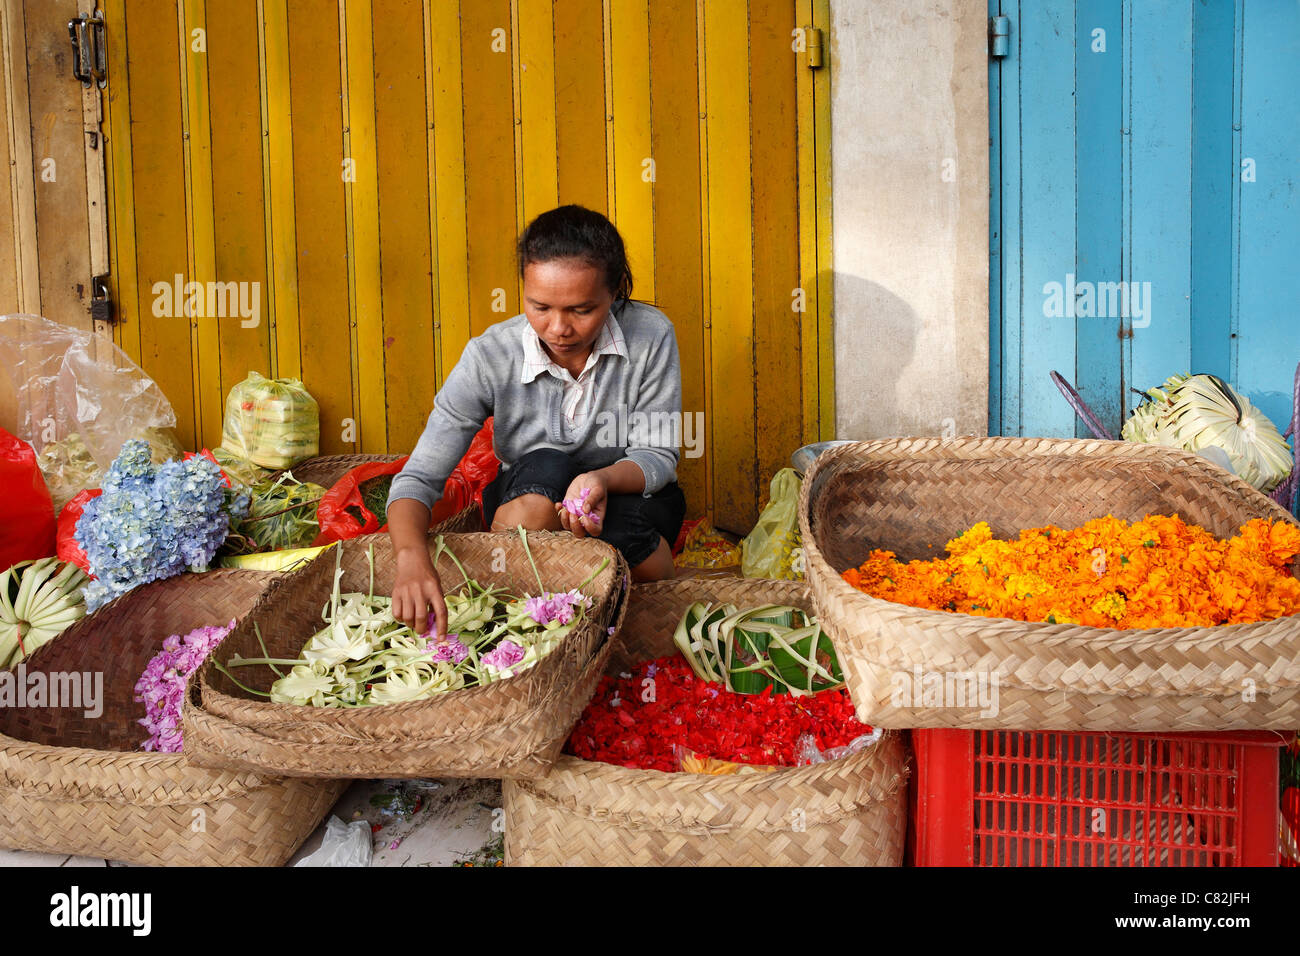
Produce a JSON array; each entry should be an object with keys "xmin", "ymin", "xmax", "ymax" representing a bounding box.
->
[{"xmin": 102, "ymin": 0, "xmax": 831, "ymax": 534}]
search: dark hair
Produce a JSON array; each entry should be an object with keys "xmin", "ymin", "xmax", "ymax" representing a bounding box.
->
[{"xmin": 517, "ymin": 205, "xmax": 633, "ymax": 307}]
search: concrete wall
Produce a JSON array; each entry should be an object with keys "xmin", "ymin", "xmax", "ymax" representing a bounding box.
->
[{"xmin": 829, "ymin": 0, "xmax": 989, "ymax": 439}]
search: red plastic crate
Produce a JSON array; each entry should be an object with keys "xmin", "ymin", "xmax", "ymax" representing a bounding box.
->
[{"xmin": 910, "ymin": 729, "xmax": 1286, "ymax": 866}]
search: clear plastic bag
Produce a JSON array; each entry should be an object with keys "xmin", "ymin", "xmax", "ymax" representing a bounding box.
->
[
  {"xmin": 740, "ymin": 467, "xmax": 804, "ymax": 580},
  {"xmin": 218, "ymin": 371, "xmax": 319, "ymax": 470},
  {"xmin": 0, "ymin": 314, "xmax": 180, "ymax": 509},
  {"xmin": 293, "ymin": 815, "xmax": 373, "ymax": 867},
  {"xmin": 794, "ymin": 727, "xmax": 883, "ymax": 766}
]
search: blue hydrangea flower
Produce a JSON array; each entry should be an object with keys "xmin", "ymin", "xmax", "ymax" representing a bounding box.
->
[{"xmin": 76, "ymin": 440, "xmax": 250, "ymax": 612}]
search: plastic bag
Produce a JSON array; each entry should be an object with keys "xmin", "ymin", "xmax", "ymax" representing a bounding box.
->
[
  {"xmin": 0, "ymin": 314, "xmax": 180, "ymax": 509},
  {"xmin": 0, "ymin": 427, "xmax": 56, "ymax": 569},
  {"xmin": 674, "ymin": 517, "xmax": 742, "ymax": 569},
  {"xmin": 313, "ymin": 420, "xmax": 499, "ymax": 545},
  {"xmin": 56, "ymin": 488, "xmax": 101, "ymax": 573},
  {"xmin": 457, "ymin": 417, "xmax": 500, "ymax": 509},
  {"xmin": 293, "ymin": 815, "xmax": 373, "ymax": 868},
  {"xmin": 218, "ymin": 371, "xmax": 319, "ymax": 470},
  {"xmin": 794, "ymin": 728, "xmax": 883, "ymax": 767},
  {"xmin": 211, "ymin": 446, "xmax": 274, "ymax": 489},
  {"xmin": 740, "ymin": 467, "xmax": 804, "ymax": 580},
  {"xmin": 315, "ymin": 457, "xmax": 412, "ymax": 545},
  {"xmin": 218, "ymin": 543, "xmax": 334, "ymax": 572}
]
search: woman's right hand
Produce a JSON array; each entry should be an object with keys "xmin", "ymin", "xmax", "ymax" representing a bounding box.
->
[{"xmin": 391, "ymin": 546, "xmax": 447, "ymax": 637}]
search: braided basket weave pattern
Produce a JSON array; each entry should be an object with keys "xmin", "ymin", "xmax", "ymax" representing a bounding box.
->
[
  {"xmin": 0, "ymin": 570, "xmax": 345, "ymax": 866},
  {"xmin": 798, "ymin": 437, "xmax": 1300, "ymax": 731}
]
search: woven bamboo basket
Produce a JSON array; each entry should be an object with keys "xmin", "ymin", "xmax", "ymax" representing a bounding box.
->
[
  {"xmin": 0, "ymin": 570, "xmax": 345, "ymax": 866},
  {"xmin": 278, "ymin": 453, "xmax": 484, "ymax": 536},
  {"xmin": 798, "ymin": 437, "xmax": 1300, "ymax": 731},
  {"xmin": 503, "ymin": 577, "xmax": 909, "ymax": 867},
  {"xmin": 183, "ymin": 531, "xmax": 629, "ymax": 779},
  {"xmin": 275, "ymin": 453, "xmax": 400, "ymax": 489}
]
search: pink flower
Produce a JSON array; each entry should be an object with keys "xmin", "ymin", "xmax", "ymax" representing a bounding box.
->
[
  {"xmin": 426, "ymin": 634, "xmax": 469, "ymax": 664},
  {"xmin": 524, "ymin": 589, "xmax": 591, "ymax": 626},
  {"xmin": 481, "ymin": 640, "xmax": 525, "ymax": 669},
  {"xmin": 134, "ymin": 619, "xmax": 235, "ymax": 752}
]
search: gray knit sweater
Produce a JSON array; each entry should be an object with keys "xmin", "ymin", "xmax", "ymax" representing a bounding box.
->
[{"xmin": 387, "ymin": 300, "xmax": 682, "ymax": 512}]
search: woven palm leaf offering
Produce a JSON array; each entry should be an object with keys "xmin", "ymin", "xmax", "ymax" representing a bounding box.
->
[
  {"xmin": 799, "ymin": 436, "xmax": 1300, "ymax": 731},
  {"xmin": 182, "ymin": 529, "xmax": 627, "ymax": 779},
  {"xmin": 216, "ymin": 529, "xmax": 609, "ymax": 706},
  {"xmin": 504, "ymin": 578, "xmax": 907, "ymax": 867}
]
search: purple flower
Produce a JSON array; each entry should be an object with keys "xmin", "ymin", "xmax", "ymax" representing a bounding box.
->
[
  {"xmin": 524, "ymin": 589, "xmax": 592, "ymax": 626},
  {"xmin": 480, "ymin": 640, "xmax": 525, "ymax": 669},
  {"xmin": 426, "ymin": 634, "xmax": 469, "ymax": 664},
  {"xmin": 134, "ymin": 620, "xmax": 235, "ymax": 752}
]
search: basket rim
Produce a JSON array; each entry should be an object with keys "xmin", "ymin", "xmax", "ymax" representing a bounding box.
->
[
  {"xmin": 797, "ymin": 436, "xmax": 1300, "ymax": 650},
  {"xmin": 515, "ymin": 733, "xmax": 908, "ymax": 833},
  {"xmin": 193, "ymin": 531, "xmax": 625, "ymax": 723}
]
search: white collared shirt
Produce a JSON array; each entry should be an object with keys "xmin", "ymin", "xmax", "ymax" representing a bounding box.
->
[{"xmin": 519, "ymin": 315, "xmax": 628, "ymax": 427}]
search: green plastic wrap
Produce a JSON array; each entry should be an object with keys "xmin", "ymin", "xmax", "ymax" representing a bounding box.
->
[{"xmin": 218, "ymin": 371, "xmax": 320, "ymax": 469}]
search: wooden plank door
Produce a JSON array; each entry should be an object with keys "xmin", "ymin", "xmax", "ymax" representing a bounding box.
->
[
  {"xmin": 100, "ymin": 0, "xmax": 833, "ymax": 536},
  {"xmin": 990, "ymin": 0, "xmax": 1300, "ymax": 439}
]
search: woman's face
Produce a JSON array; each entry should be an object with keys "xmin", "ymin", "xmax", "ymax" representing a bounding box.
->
[{"xmin": 522, "ymin": 258, "xmax": 615, "ymax": 368}]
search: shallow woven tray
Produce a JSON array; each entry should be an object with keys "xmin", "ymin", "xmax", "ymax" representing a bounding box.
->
[
  {"xmin": 798, "ymin": 437, "xmax": 1300, "ymax": 731},
  {"xmin": 0, "ymin": 570, "xmax": 345, "ymax": 866},
  {"xmin": 183, "ymin": 531, "xmax": 629, "ymax": 779},
  {"xmin": 503, "ymin": 576, "xmax": 909, "ymax": 867}
]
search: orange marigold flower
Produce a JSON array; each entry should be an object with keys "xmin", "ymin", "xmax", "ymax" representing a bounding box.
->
[{"xmin": 840, "ymin": 514, "xmax": 1300, "ymax": 629}]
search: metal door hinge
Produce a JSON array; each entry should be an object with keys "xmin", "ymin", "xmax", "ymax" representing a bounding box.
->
[
  {"xmin": 989, "ymin": 15, "xmax": 1011, "ymax": 58},
  {"xmin": 68, "ymin": 11, "xmax": 107, "ymax": 88},
  {"xmin": 804, "ymin": 26, "xmax": 824, "ymax": 69}
]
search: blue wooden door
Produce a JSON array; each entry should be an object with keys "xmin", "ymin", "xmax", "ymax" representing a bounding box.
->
[{"xmin": 990, "ymin": 0, "xmax": 1300, "ymax": 440}]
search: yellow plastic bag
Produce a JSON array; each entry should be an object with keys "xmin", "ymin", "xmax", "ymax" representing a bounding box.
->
[
  {"xmin": 673, "ymin": 518, "xmax": 742, "ymax": 569},
  {"xmin": 219, "ymin": 372, "xmax": 319, "ymax": 470},
  {"xmin": 739, "ymin": 467, "xmax": 804, "ymax": 580},
  {"xmin": 218, "ymin": 543, "xmax": 334, "ymax": 572}
]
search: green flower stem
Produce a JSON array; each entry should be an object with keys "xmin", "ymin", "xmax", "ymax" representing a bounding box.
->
[
  {"xmin": 225, "ymin": 656, "xmax": 318, "ymax": 668},
  {"xmin": 574, "ymin": 556, "xmax": 611, "ymax": 593},
  {"xmin": 434, "ymin": 535, "xmax": 476, "ymax": 592},
  {"xmin": 517, "ymin": 525, "xmax": 546, "ymax": 593},
  {"xmin": 211, "ymin": 660, "xmax": 273, "ymax": 697},
  {"xmin": 253, "ymin": 622, "xmax": 285, "ymax": 678}
]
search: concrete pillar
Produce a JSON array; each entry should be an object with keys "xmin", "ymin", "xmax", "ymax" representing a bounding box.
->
[{"xmin": 830, "ymin": 0, "xmax": 989, "ymax": 439}]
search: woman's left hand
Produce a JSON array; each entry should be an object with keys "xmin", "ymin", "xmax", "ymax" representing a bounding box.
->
[{"xmin": 557, "ymin": 472, "xmax": 607, "ymax": 537}]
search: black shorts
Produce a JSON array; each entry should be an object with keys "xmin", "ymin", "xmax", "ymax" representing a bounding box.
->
[{"xmin": 481, "ymin": 448, "xmax": 686, "ymax": 567}]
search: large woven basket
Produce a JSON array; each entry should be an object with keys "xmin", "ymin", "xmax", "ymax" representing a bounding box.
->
[
  {"xmin": 183, "ymin": 531, "xmax": 629, "ymax": 779},
  {"xmin": 799, "ymin": 437, "xmax": 1300, "ymax": 731},
  {"xmin": 0, "ymin": 570, "xmax": 345, "ymax": 866},
  {"xmin": 503, "ymin": 577, "xmax": 909, "ymax": 867},
  {"xmin": 280, "ymin": 453, "xmax": 484, "ymax": 536}
]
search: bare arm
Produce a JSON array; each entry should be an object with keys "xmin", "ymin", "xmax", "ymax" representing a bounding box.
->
[{"xmin": 387, "ymin": 498, "xmax": 447, "ymax": 638}]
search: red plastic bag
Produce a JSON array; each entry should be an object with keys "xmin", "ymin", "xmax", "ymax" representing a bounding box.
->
[
  {"xmin": 313, "ymin": 420, "xmax": 499, "ymax": 546},
  {"xmin": 0, "ymin": 426, "xmax": 56, "ymax": 569},
  {"xmin": 458, "ymin": 418, "xmax": 499, "ymax": 508},
  {"xmin": 56, "ymin": 488, "xmax": 102, "ymax": 574}
]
